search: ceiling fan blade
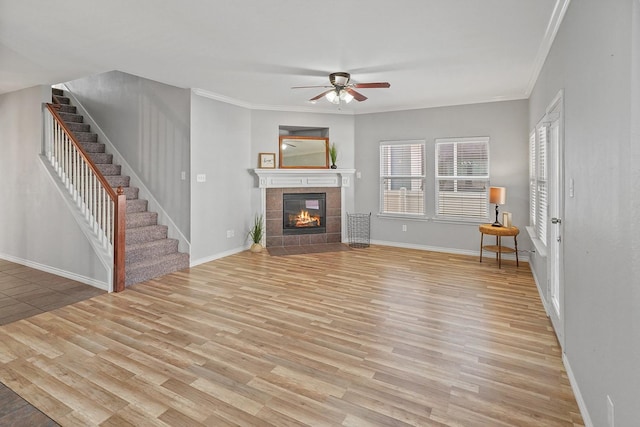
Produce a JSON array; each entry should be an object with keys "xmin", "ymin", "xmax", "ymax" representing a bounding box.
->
[
  {"xmin": 352, "ymin": 82, "xmax": 391, "ymax": 89},
  {"xmin": 346, "ymin": 88, "xmax": 367, "ymax": 102},
  {"xmin": 292, "ymin": 85, "xmax": 333, "ymax": 89},
  {"xmin": 309, "ymin": 89, "xmax": 335, "ymax": 102}
]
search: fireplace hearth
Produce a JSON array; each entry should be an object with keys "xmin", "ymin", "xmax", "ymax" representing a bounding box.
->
[{"xmin": 283, "ymin": 193, "xmax": 326, "ymax": 235}]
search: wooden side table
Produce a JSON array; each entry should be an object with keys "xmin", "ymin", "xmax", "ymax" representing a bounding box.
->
[{"xmin": 479, "ymin": 224, "xmax": 519, "ymax": 268}]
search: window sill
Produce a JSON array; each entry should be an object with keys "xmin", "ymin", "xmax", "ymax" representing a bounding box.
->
[
  {"xmin": 526, "ymin": 226, "xmax": 547, "ymax": 257},
  {"xmin": 431, "ymin": 217, "xmax": 488, "ymax": 226},
  {"xmin": 377, "ymin": 213, "xmax": 429, "ymax": 221},
  {"xmin": 376, "ymin": 214, "xmax": 488, "ymax": 225}
]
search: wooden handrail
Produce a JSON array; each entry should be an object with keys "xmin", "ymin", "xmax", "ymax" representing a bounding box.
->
[
  {"xmin": 46, "ymin": 104, "xmax": 119, "ymax": 200},
  {"xmin": 45, "ymin": 103, "xmax": 126, "ymax": 292}
]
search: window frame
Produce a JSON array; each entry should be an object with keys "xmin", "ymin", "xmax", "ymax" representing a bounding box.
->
[
  {"xmin": 528, "ymin": 121, "xmax": 549, "ymax": 248},
  {"xmin": 378, "ymin": 139, "xmax": 427, "ymax": 218},
  {"xmin": 434, "ymin": 137, "xmax": 490, "ymax": 222}
]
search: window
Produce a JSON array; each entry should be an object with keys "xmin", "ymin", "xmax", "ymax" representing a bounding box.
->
[
  {"xmin": 379, "ymin": 140, "xmax": 425, "ymax": 216},
  {"xmin": 529, "ymin": 131, "xmax": 537, "ymax": 230},
  {"xmin": 531, "ymin": 123, "xmax": 548, "ymax": 245},
  {"xmin": 435, "ymin": 137, "xmax": 489, "ymax": 220}
]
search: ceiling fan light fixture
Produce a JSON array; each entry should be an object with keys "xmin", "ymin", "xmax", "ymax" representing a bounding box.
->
[
  {"xmin": 325, "ymin": 90, "xmax": 339, "ymax": 104},
  {"xmin": 340, "ymin": 90, "xmax": 354, "ymax": 103},
  {"xmin": 330, "ymin": 72, "xmax": 350, "ymax": 87}
]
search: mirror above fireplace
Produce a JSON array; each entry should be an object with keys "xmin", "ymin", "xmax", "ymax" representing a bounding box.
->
[
  {"xmin": 278, "ymin": 125, "xmax": 330, "ymax": 169},
  {"xmin": 279, "ymin": 135, "xmax": 329, "ymax": 169}
]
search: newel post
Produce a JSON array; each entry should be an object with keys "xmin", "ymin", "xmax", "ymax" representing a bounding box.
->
[{"xmin": 113, "ymin": 186, "xmax": 126, "ymax": 292}]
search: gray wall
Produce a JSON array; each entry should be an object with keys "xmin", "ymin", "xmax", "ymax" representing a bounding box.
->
[
  {"xmin": 190, "ymin": 94, "xmax": 253, "ymax": 263},
  {"xmin": 66, "ymin": 71, "xmax": 191, "ymax": 239},
  {"xmin": 529, "ymin": 0, "xmax": 639, "ymax": 425},
  {"xmin": 0, "ymin": 86, "xmax": 109, "ymax": 287},
  {"xmin": 354, "ymin": 100, "xmax": 530, "ymax": 254}
]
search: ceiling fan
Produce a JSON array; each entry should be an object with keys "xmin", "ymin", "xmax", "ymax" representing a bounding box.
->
[{"xmin": 292, "ymin": 72, "xmax": 390, "ymax": 104}]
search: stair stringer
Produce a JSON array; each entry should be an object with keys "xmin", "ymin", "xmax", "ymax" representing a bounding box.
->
[
  {"xmin": 57, "ymin": 84, "xmax": 191, "ymax": 256},
  {"xmin": 37, "ymin": 154, "xmax": 112, "ymax": 291}
]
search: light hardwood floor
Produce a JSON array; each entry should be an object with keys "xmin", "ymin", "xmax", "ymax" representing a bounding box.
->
[{"xmin": 0, "ymin": 246, "xmax": 584, "ymax": 426}]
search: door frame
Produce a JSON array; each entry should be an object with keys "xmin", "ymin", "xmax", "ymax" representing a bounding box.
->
[{"xmin": 545, "ymin": 90, "xmax": 565, "ymax": 348}]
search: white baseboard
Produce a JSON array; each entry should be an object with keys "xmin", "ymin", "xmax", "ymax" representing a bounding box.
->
[
  {"xmin": 369, "ymin": 239, "xmax": 530, "ymax": 262},
  {"xmin": 190, "ymin": 246, "xmax": 248, "ymax": 267},
  {"xmin": 563, "ymin": 353, "xmax": 593, "ymax": 427},
  {"xmin": 0, "ymin": 253, "xmax": 109, "ymax": 291},
  {"xmin": 529, "ymin": 258, "xmax": 550, "ymax": 316}
]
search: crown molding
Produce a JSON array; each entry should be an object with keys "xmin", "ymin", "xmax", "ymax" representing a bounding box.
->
[
  {"xmin": 525, "ymin": 0, "xmax": 572, "ymax": 96},
  {"xmin": 191, "ymin": 88, "xmax": 354, "ymax": 115}
]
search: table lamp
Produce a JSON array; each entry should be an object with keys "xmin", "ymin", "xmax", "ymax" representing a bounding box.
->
[{"xmin": 489, "ymin": 186, "xmax": 506, "ymax": 227}]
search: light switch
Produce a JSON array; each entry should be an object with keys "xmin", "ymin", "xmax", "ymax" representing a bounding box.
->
[
  {"xmin": 196, "ymin": 174, "xmax": 206, "ymax": 183},
  {"xmin": 569, "ymin": 178, "xmax": 574, "ymax": 198}
]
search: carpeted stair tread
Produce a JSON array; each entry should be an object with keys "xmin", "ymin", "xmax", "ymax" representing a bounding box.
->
[
  {"xmin": 88, "ymin": 153, "xmax": 113, "ymax": 164},
  {"xmin": 126, "ymin": 211, "xmax": 158, "ymax": 229},
  {"xmin": 125, "ymin": 238, "xmax": 179, "ymax": 264},
  {"xmin": 125, "ymin": 252, "xmax": 189, "ymax": 286},
  {"xmin": 52, "ymin": 88, "xmax": 64, "ymax": 96},
  {"xmin": 118, "ymin": 186, "xmax": 139, "ymax": 200},
  {"xmin": 105, "ymin": 175, "xmax": 130, "ymax": 188},
  {"xmin": 80, "ymin": 141, "xmax": 104, "ymax": 152},
  {"xmin": 53, "ymin": 95, "xmax": 70, "ymax": 104},
  {"xmin": 66, "ymin": 122, "xmax": 90, "ymax": 132},
  {"xmin": 56, "ymin": 104, "xmax": 76, "ymax": 114},
  {"xmin": 126, "ymin": 199, "xmax": 148, "ymax": 213},
  {"xmin": 96, "ymin": 164, "xmax": 120, "ymax": 175},
  {"xmin": 126, "ymin": 224, "xmax": 167, "ymax": 245},
  {"xmin": 74, "ymin": 132, "xmax": 99, "ymax": 143},
  {"xmin": 58, "ymin": 112, "xmax": 83, "ymax": 123}
]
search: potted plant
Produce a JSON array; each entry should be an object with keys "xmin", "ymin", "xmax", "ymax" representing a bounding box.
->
[
  {"xmin": 248, "ymin": 214, "xmax": 264, "ymax": 252},
  {"xmin": 329, "ymin": 143, "xmax": 338, "ymax": 169}
]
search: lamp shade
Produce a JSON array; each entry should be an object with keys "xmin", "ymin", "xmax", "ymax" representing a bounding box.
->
[{"xmin": 489, "ymin": 186, "xmax": 506, "ymax": 205}]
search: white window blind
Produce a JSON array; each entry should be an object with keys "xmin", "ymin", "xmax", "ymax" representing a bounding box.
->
[
  {"xmin": 536, "ymin": 124, "xmax": 548, "ymax": 245},
  {"xmin": 379, "ymin": 141, "xmax": 425, "ymax": 216},
  {"xmin": 529, "ymin": 131, "xmax": 537, "ymax": 228},
  {"xmin": 435, "ymin": 138, "xmax": 489, "ymax": 220}
]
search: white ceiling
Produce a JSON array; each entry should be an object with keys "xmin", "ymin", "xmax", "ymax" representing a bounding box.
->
[{"xmin": 0, "ymin": 0, "xmax": 568, "ymax": 114}]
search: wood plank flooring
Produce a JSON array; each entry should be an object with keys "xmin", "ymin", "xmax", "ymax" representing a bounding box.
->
[{"xmin": 0, "ymin": 246, "xmax": 584, "ymax": 426}]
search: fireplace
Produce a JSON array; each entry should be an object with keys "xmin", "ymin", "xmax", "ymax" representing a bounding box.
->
[
  {"xmin": 264, "ymin": 186, "xmax": 343, "ymax": 247},
  {"xmin": 283, "ymin": 193, "xmax": 326, "ymax": 235}
]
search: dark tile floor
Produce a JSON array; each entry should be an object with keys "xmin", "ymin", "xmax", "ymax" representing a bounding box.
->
[
  {"xmin": 0, "ymin": 258, "xmax": 105, "ymax": 426},
  {"xmin": 0, "ymin": 259, "xmax": 104, "ymax": 326}
]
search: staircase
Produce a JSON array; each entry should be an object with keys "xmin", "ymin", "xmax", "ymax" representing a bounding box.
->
[{"xmin": 51, "ymin": 88, "xmax": 189, "ymax": 286}]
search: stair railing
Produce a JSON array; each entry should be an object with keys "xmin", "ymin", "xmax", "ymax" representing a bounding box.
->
[{"xmin": 43, "ymin": 103, "xmax": 126, "ymax": 292}]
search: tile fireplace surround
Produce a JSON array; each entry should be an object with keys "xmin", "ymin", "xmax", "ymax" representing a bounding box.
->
[{"xmin": 253, "ymin": 169, "xmax": 355, "ymax": 247}]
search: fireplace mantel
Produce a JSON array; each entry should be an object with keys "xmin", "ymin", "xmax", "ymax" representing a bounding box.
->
[{"xmin": 253, "ymin": 169, "xmax": 356, "ymax": 189}]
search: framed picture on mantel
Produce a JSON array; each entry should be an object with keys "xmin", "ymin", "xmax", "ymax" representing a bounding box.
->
[{"xmin": 259, "ymin": 152, "xmax": 276, "ymax": 168}]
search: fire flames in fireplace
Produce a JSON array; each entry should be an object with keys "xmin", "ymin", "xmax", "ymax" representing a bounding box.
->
[
  {"xmin": 290, "ymin": 210, "xmax": 321, "ymax": 228},
  {"xmin": 282, "ymin": 192, "xmax": 326, "ymax": 235}
]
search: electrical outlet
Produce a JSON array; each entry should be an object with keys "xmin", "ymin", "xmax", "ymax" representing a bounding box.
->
[
  {"xmin": 226, "ymin": 230, "xmax": 234, "ymax": 238},
  {"xmin": 181, "ymin": 171, "xmax": 186, "ymax": 180},
  {"xmin": 356, "ymin": 171, "xmax": 362, "ymax": 179},
  {"xmin": 607, "ymin": 395, "xmax": 614, "ymax": 427},
  {"xmin": 402, "ymin": 224, "xmax": 407, "ymax": 232}
]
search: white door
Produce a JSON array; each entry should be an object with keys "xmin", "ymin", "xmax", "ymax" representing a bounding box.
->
[{"xmin": 547, "ymin": 94, "xmax": 564, "ymax": 347}]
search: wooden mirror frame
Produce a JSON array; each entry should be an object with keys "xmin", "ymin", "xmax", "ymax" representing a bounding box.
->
[{"xmin": 279, "ymin": 136, "xmax": 330, "ymax": 169}]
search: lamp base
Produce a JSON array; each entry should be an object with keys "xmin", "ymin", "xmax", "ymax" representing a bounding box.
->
[{"xmin": 492, "ymin": 204, "xmax": 502, "ymax": 227}]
